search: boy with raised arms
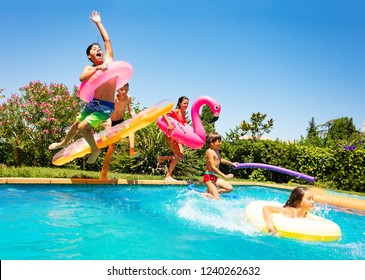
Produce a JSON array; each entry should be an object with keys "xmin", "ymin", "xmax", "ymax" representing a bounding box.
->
[{"xmin": 49, "ymin": 11, "xmax": 116, "ymax": 164}]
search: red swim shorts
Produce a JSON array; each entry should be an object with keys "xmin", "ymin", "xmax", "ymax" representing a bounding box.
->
[{"xmin": 203, "ymin": 172, "xmax": 218, "ymax": 183}]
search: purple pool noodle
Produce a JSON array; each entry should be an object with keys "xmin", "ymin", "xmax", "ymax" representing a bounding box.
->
[{"xmin": 233, "ymin": 163, "xmax": 315, "ymax": 182}]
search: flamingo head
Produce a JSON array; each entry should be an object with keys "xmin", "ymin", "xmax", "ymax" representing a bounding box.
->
[{"xmin": 205, "ymin": 96, "xmax": 221, "ymax": 123}]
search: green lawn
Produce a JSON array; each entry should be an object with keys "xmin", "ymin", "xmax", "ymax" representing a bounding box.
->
[{"xmin": 0, "ymin": 166, "xmax": 164, "ymax": 180}]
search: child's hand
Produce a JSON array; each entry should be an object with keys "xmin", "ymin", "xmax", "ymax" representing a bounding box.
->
[
  {"xmin": 267, "ymin": 225, "xmax": 278, "ymax": 236},
  {"xmin": 90, "ymin": 11, "xmax": 101, "ymax": 23},
  {"xmin": 225, "ymin": 173, "xmax": 234, "ymax": 179},
  {"xmin": 131, "ymin": 111, "xmax": 136, "ymax": 117},
  {"xmin": 102, "ymin": 123, "xmax": 111, "ymax": 129},
  {"xmin": 103, "ymin": 119, "xmax": 111, "ymax": 129},
  {"xmin": 167, "ymin": 123, "xmax": 174, "ymax": 132},
  {"xmin": 96, "ymin": 63, "xmax": 107, "ymax": 71}
]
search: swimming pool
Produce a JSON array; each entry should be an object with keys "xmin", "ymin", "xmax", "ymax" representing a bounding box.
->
[{"xmin": 0, "ymin": 184, "xmax": 364, "ymax": 260}]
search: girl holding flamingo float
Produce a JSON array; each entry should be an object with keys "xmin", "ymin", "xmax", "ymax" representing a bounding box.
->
[
  {"xmin": 157, "ymin": 96, "xmax": 189, "ymax": 182},
  {"xmin": 157, "ymin": 95, "xmax": 222, "ymax": 182}
]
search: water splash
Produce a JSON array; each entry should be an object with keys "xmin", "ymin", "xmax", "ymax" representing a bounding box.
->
[
  {"xmin": 177, "ymin": 192, "xmax": 258, "ymax": 235},
  {"xmin": 312, "ymin": 203, "xmax": 332, "ymax": 218}
]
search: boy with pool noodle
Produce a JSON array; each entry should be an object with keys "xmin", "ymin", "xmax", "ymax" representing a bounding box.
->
[{"xmin": 203, "ymin": 132, "xmax": 238, "ymax": 199}]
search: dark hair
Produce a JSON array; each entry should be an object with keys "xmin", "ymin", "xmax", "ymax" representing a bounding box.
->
[
  {"xmin": 283, "ymin": 187, "xmax": 309, "ymax": 208},
  {"xmin": 208, "ymin": 131, "xmax": 222, "ymax": 144},
  {"xmin": 86, "ymin": 43, "xmax": 101, "ymax": 63},
  {"xmin": 176, "ymin": 96, "xmax": 189, "ymax": 109},
  {"xmin": 117, "ymin": 83, "xmax": 129, "ymax": 92},
  {"xmin": 86, "ymin": 43, "xmax": 101, "ymax": 56}
]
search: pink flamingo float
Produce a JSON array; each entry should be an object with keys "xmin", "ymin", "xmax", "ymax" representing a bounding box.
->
[{"xmin": 157, "ymin": 96, "xmax": 221, "ymax": 149}]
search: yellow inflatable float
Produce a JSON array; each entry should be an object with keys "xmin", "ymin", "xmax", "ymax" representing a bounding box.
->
[
  {"xmin": 245, "ymin": 200, "xmax": 342, "ymax": 242},
  {"xmin": 52, "ymin": 99, "xmax": 173, "ymax": 166}
]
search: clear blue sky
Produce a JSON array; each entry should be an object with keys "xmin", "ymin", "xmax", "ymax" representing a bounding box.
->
[{"xmin": 2, "ymin": 0, "xmax": 365, "ymax": 141}]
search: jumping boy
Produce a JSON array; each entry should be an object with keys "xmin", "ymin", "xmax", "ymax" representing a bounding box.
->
[
  {"xmin": 49, "ymin": 11, "xmax": 116, "ymax": 164},
  {"xmin": 203, "ymin": 132, "xmax": 238, "ymax": 199},
  {"xmin": 101, "ymin": 83, "xmax": 140, "ymax": 179}
]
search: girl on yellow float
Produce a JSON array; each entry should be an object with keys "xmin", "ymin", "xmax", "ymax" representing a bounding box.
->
[{"xmin": 263, "ymin": 187, "xmax": 314, "ymax": 236}]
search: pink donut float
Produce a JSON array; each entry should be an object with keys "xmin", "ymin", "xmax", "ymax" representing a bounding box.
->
[
  {"xmin": 157, "ymin": 96, "xmax": 221, "ymax": 149},
  {"xmin": 78, "ymin": 61, "xmax": 133, "ymax": 102}
]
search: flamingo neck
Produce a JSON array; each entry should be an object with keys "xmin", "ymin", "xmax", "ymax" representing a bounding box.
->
[{"xmin": 191, "ymin": 98, "xmax": 209, "ymax": 139}]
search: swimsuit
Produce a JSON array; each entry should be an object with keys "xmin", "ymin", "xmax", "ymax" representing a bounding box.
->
[
  {"xmin": 168, "ymin": 110, "xmax": 187, "ymax": 124},
  {"xmin": 203, "ymin": 171, "xmax": 218, "ymax": 183},
  {"xmin": 111, "ymin": 118, "xmax": 124, "ymax": 127},
  {"xmin": 76, "ymin": 98, "xmax": 114, "ymax": 128}
]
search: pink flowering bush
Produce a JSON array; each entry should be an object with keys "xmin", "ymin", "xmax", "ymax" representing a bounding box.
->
[{"xmin": 0, "ymin": 81, "xmax": 83, "ymax": 166}]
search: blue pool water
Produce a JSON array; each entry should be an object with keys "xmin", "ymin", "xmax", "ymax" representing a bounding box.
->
[{"xmin": 0, "ymin": 184, "xmax": 364, "ymax": 260}]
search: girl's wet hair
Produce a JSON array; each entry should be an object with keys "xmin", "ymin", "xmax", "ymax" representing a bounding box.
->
[
  {"xmin": 208, "ymin": 132, "xmax": 222, "ymax": 144},
  {"xmin": 176, "ymin": 96, "xmax": 189, "ymax": 109},
  {"xmin": 283, "ymin": 187, "xmax": 309, "ymax": 208}
]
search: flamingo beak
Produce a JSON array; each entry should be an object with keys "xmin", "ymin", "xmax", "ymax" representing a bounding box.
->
[{"xmin": 210, "ymin": 116, "xmax": 219, "ymax": 123}]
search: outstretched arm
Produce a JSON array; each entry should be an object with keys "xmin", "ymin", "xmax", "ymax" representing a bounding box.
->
[
  {"xmin": 262, "ymin": 206, "xmax": 278, "ymax": 235},
  {"xmin": 206, "ymin": 150, "xmax": 233, "ymax": 179},
  {"xmin": 221, "ymin": 158, "xmax": 238, "ymax": 167},
  {"xmin": 90, "ymin": 11, "xmax": 114, "ymax": 62},
  {"xmin": 262, "ymin": 206, "xmax": 295, "ymax": 236}
]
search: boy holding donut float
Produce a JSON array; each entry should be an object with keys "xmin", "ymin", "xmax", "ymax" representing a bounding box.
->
[{"xmin": 49, "ymin": 11, "xmax": 117, "ymax": 164}]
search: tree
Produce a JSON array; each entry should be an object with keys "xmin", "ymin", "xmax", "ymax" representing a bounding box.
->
[
  {"xmin": 240, "ymin": 112, "xmax": 274, "ymax": 141},
  {"xmin": 326, "ymin": 117, "xmax": 357, "ymax": 142},
  {"xmin": 200, "ymin": 105, "xmax": 216, "ymax": 134},
  {"xmin": 306, "ymin": 116, "xmax": 322, "ymax": 143},
  {"xmin": 306, "ymin": 117, "xmax": 318, "ymax": 139}
]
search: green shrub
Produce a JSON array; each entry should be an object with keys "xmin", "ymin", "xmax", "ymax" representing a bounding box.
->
[
  {"xmin": 0, "ymin": 82, "xmax": 83, "ymax": 166},
  {"xmin": 220, "ymin": 138, "xmax": 365, "ymax": 192}
]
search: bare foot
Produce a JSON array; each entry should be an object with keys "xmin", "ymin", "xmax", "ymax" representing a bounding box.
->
[
  {"xmin": 48, "ymin": 142, "xmax": 65, "ymax": 150},
  {"xmin": 87, "ymin": 149, "xmax": 101, "ymax": 164},
  {"xmin": 165, "ymin": 176, "xmax": 177, "ymax": 182}
]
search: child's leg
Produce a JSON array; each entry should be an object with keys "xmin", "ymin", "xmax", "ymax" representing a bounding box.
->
[
  {"xmin": 165, "ymin": 138, "xmax": 183, "ymax": 179},
  {"xmin": 101, "ymin": 143, "xmax": 116, "ymax": 179},
  {"xmin": 216, "ymin": 178, "xmax": 233, "ymax": 193},
  {"xmin": 129, "ymin": 133, "xmax": 135, "ymax": 149},
  {"xmin": 128, "ymin": 133, "xmax": 140, "ymax": 158},
  {"xmin": 49, "ymin": 121, "xmax": 80, "ymax": 150},
  {"xmin": 156, "ymin": 135, "xmax": 178, "ymax": 166},
  {"xmin": 203, "ymin": 180, "xmax": 220, "ymax": 199},
  {"xmin": 157, "ymin": 155, "xmax": 174, "ymax": 165},
  {"xmin": 78, "ymin": 120, "xmax": 100, "ymax": 164}
]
